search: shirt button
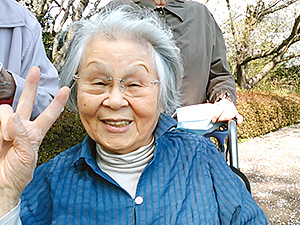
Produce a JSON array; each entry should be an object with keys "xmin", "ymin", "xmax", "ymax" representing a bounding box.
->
[
  {"xmin": 134, "ymin": 196, "xmax": 144, "ymax": 205},
  {"xmin": 157, "ymin": 8, "xmax": 164, "ymax": 14}
]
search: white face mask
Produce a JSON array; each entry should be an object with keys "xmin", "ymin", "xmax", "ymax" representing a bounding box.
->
[{"xmin": 174, "ymin": 104, "xmax": 222, "ymax": 135}]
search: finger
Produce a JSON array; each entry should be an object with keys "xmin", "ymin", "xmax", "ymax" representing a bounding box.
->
[
  {"xmin": 33, "ymin": 86, "xmax": 70, "ymax": 138},
  {"xmin": 7, "ymin": 113, "xmax": 36, "ymax": 191},
  {"xmin": 7, "ymin": 113, "xmax": 33, "ymax": 156},
  {"xmin": 0, "ymin": 105, "xmax": 14, "ymax": 141},
  {"xmin": 211, "ymin": 115, "xmax": 220, "ymax": 124},
  {"xmin": 236, "ymin": 113, "xmax": 243, "ymax": 125},
  {"xmin": 211, "ymin": 106, "xmax": 223, "ymax": 124},
  {"xmin": 16, "ymin": 67, "xmax": 40, "ymax": 121}
]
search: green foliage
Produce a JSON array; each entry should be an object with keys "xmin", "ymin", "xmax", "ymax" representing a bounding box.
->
[
  {"xmin": 38, "ymin": 108, "xmax": 86, "ymax": 166},
  {"xmin": 42, "ymin": 31, "xmax": 55, "ymax": 62},
  {"xmin": 237, "ymin": 90, "xmax": 300, "ymax": 139}
]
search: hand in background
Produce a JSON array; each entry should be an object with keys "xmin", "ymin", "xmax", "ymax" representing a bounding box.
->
[
  {"xmin": 0, "ymin": 67, "xmax": 70, "ymax": 217},
  {"xmin": 211, "ymin": 99, "xmax": 243, "ymax": 125},
  {"xmin": 0, "ymin": 62, "xmax": 16, "ymax": 99}
]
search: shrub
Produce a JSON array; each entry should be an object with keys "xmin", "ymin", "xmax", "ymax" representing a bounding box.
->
[
  {"xmin": 236, "ymin": 90, "xmax": 300, "ymax": 139},
  {"xmin": 38, "ymin": 108, "xmax": 86, "ymax": 166}
]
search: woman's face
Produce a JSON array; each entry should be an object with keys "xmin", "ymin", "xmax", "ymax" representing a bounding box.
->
[{"xmin": 77, "ymin": 37, "xmax": 160, "ymax": 154}]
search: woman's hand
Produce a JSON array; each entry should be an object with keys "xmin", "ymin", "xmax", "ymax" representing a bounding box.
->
[
  {"xmin": 211, "ymin": 99, "xmax": 243, "ymax": 125},
  {"xmin": 0, "ymin": 67, "xmax": 70, "ymax": 217}
]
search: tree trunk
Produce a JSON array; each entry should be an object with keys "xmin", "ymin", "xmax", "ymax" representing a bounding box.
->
[
  {"xmin": 247, "ymin": 59, "xmax": 278, "ymax": 89},
  {"xmin": 236, "ymin": 63, "xmax": 249, "ymax": 90}
]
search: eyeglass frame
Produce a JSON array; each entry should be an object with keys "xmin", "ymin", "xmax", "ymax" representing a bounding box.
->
[{"xmin": 72, "ymin": 74, "xmax": 160, "ymax": 97}]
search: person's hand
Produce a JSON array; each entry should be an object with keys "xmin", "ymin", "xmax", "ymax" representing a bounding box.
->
[
  {"xmin": 0, "ymin": 62, "xmax": 16, "ymax": 99},
  {"xmin": 211, "ymin": 99, "xmax": 243, "ymax": 125},
  {"xmin": 0, "ymin": 67, "xmax": 70, "ymax": 217}
]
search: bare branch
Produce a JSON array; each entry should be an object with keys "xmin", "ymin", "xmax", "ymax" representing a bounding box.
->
[
  {"xmin": 73, "ymin": 0, "xmax": 90, "ymax": 21},
  {"xmin": 225, "ymin": 0, "xmax": 241, "ymax": 59},
  {"xmin": 239, "ymin": 13, "xmax": 300, "ymax": 66},
  {"xmin": 257, "ymin": 0, "xmax": 300, "ymax": 21},
  {"xmin": 246, "ymin": 51, "xmax": 300, "ymax": 89},
  {"xmin": 86, "ymin": 0, "xmax": 103, "ymax": 18}
]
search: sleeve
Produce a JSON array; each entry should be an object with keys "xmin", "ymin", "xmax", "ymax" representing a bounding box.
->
[
  {"xmin": 11, "ymin": 22, "xmax": 59, "ymax": 120},
  {"xmin": 206, "ymin": 11, "xmax": 237, "ymax": 104},
  {"xmin": 205, "ymin": 141, "xmax": 267, "ymax": 224},
  {"xmin": 0, "ymin": 200, "xmax": 22, "ymax": 225}
]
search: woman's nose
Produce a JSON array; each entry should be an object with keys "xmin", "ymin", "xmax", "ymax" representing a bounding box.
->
[{"xmin": 102, "ymin": 84, "xmax": 128, "ymax": 109}]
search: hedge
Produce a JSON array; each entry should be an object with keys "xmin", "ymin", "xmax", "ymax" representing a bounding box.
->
[
  {"xmin": 38, "ymin": 90, "xmax": 300, "ymax": 165},
  {"xmin": 236, "ymin": 90, "xmax": 300, "ymax": 139},
  {"xmin": 38, "ymin": 108, "xmax": 86, "ymax": 166}
]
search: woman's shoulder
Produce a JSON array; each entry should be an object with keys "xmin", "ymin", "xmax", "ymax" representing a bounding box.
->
[
  {"xmin": 36, "ymin": 142, "xmax": 84, "ymax": 175},
  {"xmin": 160, "ymin": 129, "xmax": 218, "ymax": 155}
]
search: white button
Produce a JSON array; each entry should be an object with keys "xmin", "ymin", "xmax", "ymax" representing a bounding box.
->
[{"xmin": 135, "ymin": 196, "xmax": 144, "ymax": 205}]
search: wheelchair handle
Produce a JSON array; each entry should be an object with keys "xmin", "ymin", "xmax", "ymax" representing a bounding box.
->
[{"xmin": 228, "ymin": 119, "xmax": 239, "ymax": 170}]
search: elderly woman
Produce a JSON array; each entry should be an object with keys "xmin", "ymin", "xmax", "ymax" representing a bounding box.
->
[{"xmin": 0, "ymin": 4, "xmax": 266, "ymax": 224}]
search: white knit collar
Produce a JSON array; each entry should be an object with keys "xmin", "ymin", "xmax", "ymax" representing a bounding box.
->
[
  {"xmin": 95, "ymin": 139, "xmax": 155, "ymax": 198},
  {"xmin": 96, "ymin": 138, "xmax": 155, "ymax": 170}
]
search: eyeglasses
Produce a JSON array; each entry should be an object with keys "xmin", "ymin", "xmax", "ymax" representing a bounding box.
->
[{"xmin": 73, "ymin": 74, "xmax": 160, "ymax": 98}]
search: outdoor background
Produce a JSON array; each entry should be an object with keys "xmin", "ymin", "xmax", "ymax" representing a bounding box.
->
[{"xmin": 16, "ymin": 0, "xmax": 300, "ymax": 224}]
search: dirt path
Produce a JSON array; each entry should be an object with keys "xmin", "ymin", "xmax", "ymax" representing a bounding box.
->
[{"xmin": 238, "ymin": 123, "xmax": 300, "ymax": 224}]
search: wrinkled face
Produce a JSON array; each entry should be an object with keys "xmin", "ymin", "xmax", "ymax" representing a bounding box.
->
[{"xmin": 77, "ymin": 37, "xmax": 160, "ymax": 154}]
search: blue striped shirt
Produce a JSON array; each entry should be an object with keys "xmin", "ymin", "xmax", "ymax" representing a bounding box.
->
[{"xmin": 20, "ymin": 113, "xmax": 267, "ymax": 224}]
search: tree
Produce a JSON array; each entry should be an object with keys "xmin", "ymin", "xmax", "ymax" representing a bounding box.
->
[
  {"xmin": 224, "ymin": 0, "xmax": 300, "ymax": 90},
  {"xmin": 17, "ymin": 0, "xmax": 105, "ymax": 71},
  {"xmin": 18, "ymin": 0, "xmax": 300, "ymax": 90}
]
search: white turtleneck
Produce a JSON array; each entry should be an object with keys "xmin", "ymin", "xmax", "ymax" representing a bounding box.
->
[{"xmin": 96, "ymin": 139, "xmax": 155, "ymax": 198}]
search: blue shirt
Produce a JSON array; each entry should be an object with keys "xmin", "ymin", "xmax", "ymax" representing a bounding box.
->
[{"xmin": 20, "ymin": 114, "xmax": 267, "ymax": 224}]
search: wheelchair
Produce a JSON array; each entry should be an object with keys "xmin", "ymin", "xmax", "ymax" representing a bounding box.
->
[{"xmin": 174, "ymin": 104, "xmax": 251, "ymax": 193}]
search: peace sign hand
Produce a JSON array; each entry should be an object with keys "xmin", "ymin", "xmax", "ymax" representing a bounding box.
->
[{"xmin": 0, "ymin": 67, "xmax": 70, "ymax": 217}]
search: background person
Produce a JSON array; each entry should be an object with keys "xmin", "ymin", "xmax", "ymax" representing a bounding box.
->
[
  {"xmin": 0, "ymin": 0, "xmax": 59, "ymax": 119},
  {"xmin": 0, "ymin": 4, "xmax": 266, "ymax": 224},
  {"xmin": 133, "ymin": 0, "xmax": 243, "ymax": 124}
]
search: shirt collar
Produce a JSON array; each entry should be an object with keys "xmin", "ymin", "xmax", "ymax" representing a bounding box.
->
[
  {"xmin": 134, "ymin": 0, "xmax": 186, "ymax": 21},
  {"xmin": 154, "ymin": 113, "xmax": 177, "ymax": 141},
  {"xmin": 73, "ymin": 113, "xmax": 177, "ymax": 170},
  {"xmin": 73, "ymin": 136, "xmax": 98, "ymax": 171}
]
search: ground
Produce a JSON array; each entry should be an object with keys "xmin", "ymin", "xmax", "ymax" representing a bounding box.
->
[{"xmin": 238, "ymin": 123, "xmax": 300, "ymax": 224}]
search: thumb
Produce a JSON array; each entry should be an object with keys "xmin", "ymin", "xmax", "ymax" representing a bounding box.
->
[{"xmin": 236, "ymin": 113, "xmax": 243, "ymax": 125}]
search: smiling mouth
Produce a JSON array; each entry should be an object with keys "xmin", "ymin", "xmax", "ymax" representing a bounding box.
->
[{"xmin": 103, "ymin": 120, "xmax": 131, "ymax": 127}]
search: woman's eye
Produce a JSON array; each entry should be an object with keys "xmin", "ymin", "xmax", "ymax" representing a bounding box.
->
[
  {"xmin": 96, "ymin": 82, "xmax": 106, "ymax": 85},
  {"xmin": 127, "ymin": 82, "xmax": 143, "ymax": 87},
  {"xmin": 92, "ymin": 80, "xmax": 107, "ymax": 86}
]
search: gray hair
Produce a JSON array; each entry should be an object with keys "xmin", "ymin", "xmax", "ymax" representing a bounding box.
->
[{"xmin": 60, "ymin": 3, "xmax": 183, "ymax": 114}]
